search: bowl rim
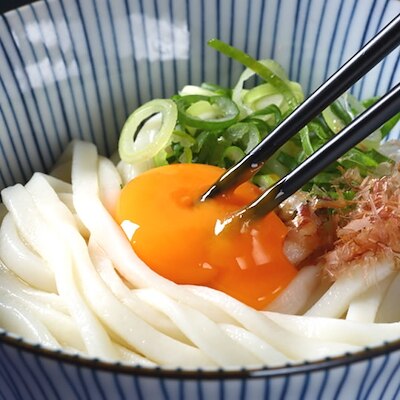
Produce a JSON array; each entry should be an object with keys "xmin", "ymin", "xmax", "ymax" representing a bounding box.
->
[
  {"xmin": 1, "ymin": 0, "xmax": 400, "ymax": 382},
  {"xmin": 1, "ymin": 330, "xmax": 400, "ymax": 379}
]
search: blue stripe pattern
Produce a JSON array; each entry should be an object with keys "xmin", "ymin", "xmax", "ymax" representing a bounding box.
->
[
  {"xmin": 0, "ymin": 22, "xmax": 47, "ymax": 173},
  {"xmin": 2, "ymin": 11, "xmax": 56, "ymax": 168},
  {"xmin": 1, "ymin": 0, "xmax": 400, "ymax": 399},
  {"xmin": 58, "ymin": 0, "xmax": 98, "ymax": 146},
  {"xmin": 0, "ymin": 339, "xmax": 400, "ymax": 399},
  {"xmin": 42, "ymin": 1, "xmax": 85, "ymax": 142}
]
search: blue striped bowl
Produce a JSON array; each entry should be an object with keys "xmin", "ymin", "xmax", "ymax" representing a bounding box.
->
[{"xmin": 1, "ymin": 1, "xmax": 400, "ymax": 399}]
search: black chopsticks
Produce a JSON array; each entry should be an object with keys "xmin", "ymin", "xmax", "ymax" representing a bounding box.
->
[
  {"xmin": 200, "ymin": 13, "xmax": 400, "ymax": 227},
  {"xmin": 221, "ymin": 82, "xmax": 400, "ymax": 227}
]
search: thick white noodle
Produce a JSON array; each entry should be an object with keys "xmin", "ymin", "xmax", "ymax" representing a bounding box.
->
[
  {"xmin": 266, "ymin": 265, "xmax": 321, "ymax": 314},
  {"xmin": 0, "ymin": 263, "xmax": 83, "ymax": 350},
  {"xmin": 2, "ymin": 181, "xmax": 119, "ymax": 360},
  {"xmin": 0, "ymin": 213, "xmax": 56, "ymax": 291},
  {"xmin": 346, "ymin": 273, "xmax": 395, "ymax": 323},
  {"xmin": 218, "ymin": 323, "xmax": 290, "ymax": 366},
  {"xmin": 0, "ymin": 139, "xmax": 399, "ymax": 369},
  {"xmin": 301, "ymin": 276, "xmax": 333, "ymax": 312},
  {"xmin": 89, "ymin": 239, "xmax": 190, "ymax": 343},
  {"xmin": 135, "ymin": 288, "xmax": 260, "ymax": 365},
  {"xmin": 37, "ymin": 174, "xmax": 72, "ymax": 194},
  {"xmin": 265, "ymin": 311, "xmax": 400, "ymax": 347},
  {"xmin": 57, "ymin": 193, "xmax": 75, "ymax": 211},
  {"xmin": 305, "ymin": 259, "xmax": 394, "ymax": 318},
  {"xmin": 97, "ymin": 156, "xmax": 122, "ymax": 218},
  {"xmin": 115, "ymin": 344, "xmax": 157, "ymax": 367},
  {"xmin": 56, "ymin": 193, "xmax": 90, "ymax": 239},
  {"xmin": 30, "ymin": 161, "xmax": 212, "ymax": 367},
  {"xmin": 0, "ymin": 295, "xmax": 59, "ymax": 349},
  {"xmin": 186, "ymin": 285, "xmax": 358, "ymax": 361},
  {"xmin": 376, "ymin": 272, "xmax": 400, "ymax": 323},
  {"xmin": 71, "ymin": 141, "xmax": 235, "ymax": 324},
  {"xmin": 0, "ymin": 261, "xmax": 67, "ymax": 313}
]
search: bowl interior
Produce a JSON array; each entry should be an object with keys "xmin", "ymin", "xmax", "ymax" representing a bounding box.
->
[
  {"xmin": 1, "ymin": 0, "xmax": 400, "ymax": 375},
  {"xmin": 1, "ymin": 0, "xmax": 400, "ymax": 190}
]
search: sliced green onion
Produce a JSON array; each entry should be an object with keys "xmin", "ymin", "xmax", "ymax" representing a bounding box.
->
[
  {"xmin": 322, "ymin": 94, "xmax": 357, "ymax": 134},
  {"xmin": 331, "ymin": 100, "xmax": 353, "ymax": 125},
  {"xmin": 232, "ymin": 61, "xmax": 290, "ymax": 118},
  {"xmin": 311, "ymin": 172, "xmax": 339, "ymax": 184},
  {"xmin": 245, "ymin": 118, "xmax": 272, "ymax": 138},
  {"xmin": 153, "ymin": 148, "xmax": 169, "ymax": 166},
  {"xmin": 153, "ymin": 130, "xmax": 197, "ymax": 166},
  {"xmin": 288, "ymin": 81, "xmax": 305, "ymax": 103},
  {"xmin": 243, "ymin": 83, "xmax": 284, "ymax": 111},
  {"xmin": 381, "ymin": 112, "xmax": 400, "ymax": 138},
  {"xmin": 201, "ymin": 82, "xmax": 232, "ymax": 97},
  {"xmin": 261, "ymin": 152, "xmax": 290, "ymax": 177},
  {"xmin": 210, "ymin": 138, "xmax": 230, "ymax": 166},
  {"xmin": 223, "ymin": 122, "xmax": 261, "ymax": 154},
  {"xmin": 179, "ymin": 85, "xmax": 217, "ymax": 97},
  {"xmin": 362, "ymin": 96, "xmax": 380, "ymax": 108},
  {"xmin": 117, "ymin": 41, "xmax": 400, "ymax": 200},
  {"xmin": 171, "ymin": 130, "xmax": 197, "ymax": 147},
  {"xmin": 222, "ymin": 146, "xmax": 245, "ymax": 167},
  {"xmin": 194, "ymin": 131, "xmax": 218, "ymax": 163},
  {"xmin": 338, "ymin": 148, "xmax": 379, "ymax": 174},
  {"xmin": 362, "ymin": 96, "xmax": 400, "ymax": 139},
  {"xmin": 277, "ymin": 151, "xmax": 298, "ymax": 171},
  {"xmin": 252, "ymin": 173, "xmax": 279, "ymax": 189},
  {"xmin": 307, "ymin": 118, "xmax": 332, "ymax": 141},
  {"xmin": 173, "ymin": 95, "xmax": 239, "ymax": 130},
  {"xmin": 246, "ymin": 104, "xmax": 283, "ymax": 125},
  {"xmin": 178, "ymin": 147, "xmax": 193, "ymax": 163},
  {"xmin": 322, "ymin": 105, "xmax": 347, "ymax": 133},
  {"xmin": 299, "ymin": 126, "xmax": 314, "ymax": 157},
  {"xmin": 186, "ymin": 100, "xmax": 220, "ymax": 119},
  {"xmin": 208, "ymin": 39, "xmax": 297, "ymax": 109},
  {"xmin": 346, "ymin": 93, "xmax": 364, "ymax": 115},
  {"xmin": 323, "ymin": 94, "xmax": 382, "ymax": 150},
  {"xmin": 119, "ymin": 99, "xmax": 177, "ymax": 164},
  {"xmin": 348, "ymin": 94, "xmax": 381, "ymax": 149},
  {"xmin": 365, "ymin": 148, "xmax": 394, "ymax": 165}
]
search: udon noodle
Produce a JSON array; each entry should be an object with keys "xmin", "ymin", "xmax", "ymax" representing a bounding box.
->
[{"xmin": 0, "ymin": 140, "xmax": 399, "ymax": 368}]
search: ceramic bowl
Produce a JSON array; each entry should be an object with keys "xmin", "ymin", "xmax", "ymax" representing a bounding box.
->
[{"xmin": 1, "ymin": 0, "xmax": 400, "ymax": 399}]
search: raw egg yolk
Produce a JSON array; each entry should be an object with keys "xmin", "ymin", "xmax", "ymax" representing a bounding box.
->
[{"xmin": 116, "ymin": 163, "xmax": 297, "ymax": 310}]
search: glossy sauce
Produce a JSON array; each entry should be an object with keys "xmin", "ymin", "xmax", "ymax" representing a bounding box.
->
[{"xmin": 116, "ymin": 163, "xmax": 297, "ymax": 309}]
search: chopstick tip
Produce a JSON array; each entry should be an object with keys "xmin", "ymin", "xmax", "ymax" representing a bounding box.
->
[{"xmin": 199, "ymin": 184, "xmax": 220, "ymax": 203}]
